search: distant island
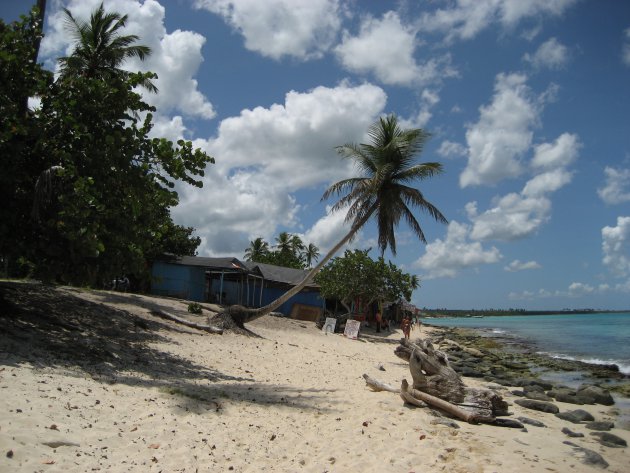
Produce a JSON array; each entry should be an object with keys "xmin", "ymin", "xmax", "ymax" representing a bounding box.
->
[{"xmin": 421, "ymin": 308, "xmax": 630, "ymax": 318}]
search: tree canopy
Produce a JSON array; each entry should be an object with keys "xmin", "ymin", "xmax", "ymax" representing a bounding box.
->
[
  {"xmin": 323, "ymin": 114, "xmax": 447, "ymax": 256},
  {"xmin": 1, "ymin": 6, "xmax": 213, "ymax": 286},
  {"xmin": 315, "ymin": 249, "xmax": 418, "ymax": 314},
  {"xmin": 243, "ymin": 233, "xmax": 320, "ymax": 270}
]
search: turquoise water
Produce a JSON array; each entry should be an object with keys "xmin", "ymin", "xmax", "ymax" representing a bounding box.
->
[{"xmin": 422, "ymin": 312, "xmax": 630, "ymax": 375}]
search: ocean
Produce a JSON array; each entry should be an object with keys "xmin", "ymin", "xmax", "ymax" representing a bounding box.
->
[{"xmin": 421, "ymin": 312, "xmax": 630, "ymax": 375}]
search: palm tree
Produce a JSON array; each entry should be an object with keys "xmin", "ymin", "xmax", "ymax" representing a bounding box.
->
[
  {"xmin": 275, "ymin": 232, "xmax": 293, "ymax": 254},
  {"xmin": 58, "ymin": 2, "xmax": 157, "ymax": 92},
  {"xmin": 409, "ymin": 274, "xmax": 420, "ymax": 291},
  {"xmin": 218, "ymin": 114, "xmax": 447, "ymax": 327},
  {"xmin": 303, "ymin": 243, "xmax": 320, "ymax": 268},
  {"xmin": 289, "ymin": 234, "xmax": 305, "ymax": 255},
  {"xmin": 244, "ymin": 237, "xmax": 269, "ymax": 262}
]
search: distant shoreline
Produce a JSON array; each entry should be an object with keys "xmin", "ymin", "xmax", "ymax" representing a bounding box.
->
[{"xmin": 422, "ymin": 309, "xmax": 630, "ymax": 318}]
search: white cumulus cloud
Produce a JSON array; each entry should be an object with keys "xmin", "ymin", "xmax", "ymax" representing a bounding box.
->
[
  {"xmin": 413, "ymin": 221, "xmax": 502, "ymax": 279},
  {"xmin": 460, "ymin": 73, "xmax": 539, "ymax": 187},
  {"xmin": 466, "ymin": 194, "xmax": 551, "ymax": 241},
  {"xmin": 523, "ymin": 37, "xmax": 570, "ymax": 70},
  {"xmin": 623, "ymin": 27, "xmax": 630, "ymax": 66},
  {"xmin": 602, "ymin": 216, "xmax": 630, "ymax": 278},
  {"xmin": 418, "ymin": 0, "xmax": 578, "ymax": 43},
  {"xmin": 172, "ymin": 82, "xmax": 388, "ymax": 256},
  {"xmin": 335, "ymin": 11, "xmax": 457, "ymax": 87},
  {"xmin": 194, "ymin": 0, "xmax": 343, "ymax": 60},
  {"xmin": 531, "ymin": 132, "xmax": 580, "ymax": 170},
  {"xmin": 437, "ymin": 140, "xmax": 467, "ymax": 158},
  {"xmin": 598, "ymin": 167, "xmax": 630, "ymax": 204},
  {"xmin": 505, "ymin": 260, "xmax": 542, "ymax": 272}
]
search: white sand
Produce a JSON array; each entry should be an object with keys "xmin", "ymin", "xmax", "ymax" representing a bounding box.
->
[{"xmin": 1, "ymin": 287, "xmax": 628, "ymax": 472}]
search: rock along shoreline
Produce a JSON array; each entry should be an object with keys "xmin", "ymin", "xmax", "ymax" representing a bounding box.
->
[{"xmin": 422, "ymin": 324, "xmax": 630, "ymax": 423}]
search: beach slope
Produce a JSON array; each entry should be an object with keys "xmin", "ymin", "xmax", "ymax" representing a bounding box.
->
[{"xmin": 1, "ymin": 281, "xmax": 628, "ymax": 472}]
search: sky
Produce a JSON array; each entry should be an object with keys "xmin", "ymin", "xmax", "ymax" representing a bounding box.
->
[{"xmin": 3, "ymin": 0, "xmax": 630, "ymax": 311}]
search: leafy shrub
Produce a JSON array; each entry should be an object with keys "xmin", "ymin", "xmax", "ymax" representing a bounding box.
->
[{"xmin": 187, "ymin": 302, "xmax": 202, "ymax": 315}]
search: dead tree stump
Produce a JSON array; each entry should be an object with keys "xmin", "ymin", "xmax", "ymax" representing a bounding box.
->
[{"xmin": 394, "ymin": 338, "xmax": 509, "ymax": 419}]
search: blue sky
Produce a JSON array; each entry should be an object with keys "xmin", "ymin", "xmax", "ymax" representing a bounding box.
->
[{"xmin": 4, "ymin": 0, "xmax": 630, "ymax": 310}]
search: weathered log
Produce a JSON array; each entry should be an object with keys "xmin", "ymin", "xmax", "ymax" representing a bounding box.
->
[
  {"xmin": 401, "ymin": 379, "xmax": 488, "ymax": 423},
  {"xmin": 395, "ymin": 338, "xmax": 466, "ymax": 403},
  {"xmin": 362, "ymin": 373, "xmax": 400, "ymax": 393},
  {"xmin": 149, "ymin": 310, "xmax": 223, "ymax": 334},
  {"xmin": 396, "ymin": 337, "xmax": 509, "ymax": 417},
  {"xmin": 399, "ymin": 390, "xmax": 427, "ymax": 408}
]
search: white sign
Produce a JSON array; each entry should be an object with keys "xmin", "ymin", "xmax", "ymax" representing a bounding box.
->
[
  {"xmin": 322, "ymin": 317, "xmax": 337, "ymax": 334},
  {"xmin": 344, "ymin": 319, "xmax": 361, "ymax": 340}
]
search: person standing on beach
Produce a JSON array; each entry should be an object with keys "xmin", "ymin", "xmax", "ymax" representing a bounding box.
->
[{"xmin": 401, "ymin": 316, "xmax": 411, "ymax": 340}]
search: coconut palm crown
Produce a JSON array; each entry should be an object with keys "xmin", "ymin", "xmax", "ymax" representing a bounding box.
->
[
  {"xmin": 58, "ymin": 3, "xmax": 157, "ymax": 92},
  {"xmin": 322, "ymin": 114, "xmax": 447, "ymax": 256}
]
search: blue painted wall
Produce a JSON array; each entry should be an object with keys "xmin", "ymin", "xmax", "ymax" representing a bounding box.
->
[
  {"xmin": 250, "ymin": 283, "xmax": 323, "ymax": 316},
  {"xmin": 151, "ymin": 262, "xmax": 323, "ymax": 316},
  {"xmin": 151, "ymin": 261, "xmax": 205, "ymax": 301}
]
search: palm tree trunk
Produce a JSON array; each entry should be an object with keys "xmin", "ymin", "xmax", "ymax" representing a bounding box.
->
[{"xmin": 243, "ymin": 207, "xmax": 376, "ymax": 323}]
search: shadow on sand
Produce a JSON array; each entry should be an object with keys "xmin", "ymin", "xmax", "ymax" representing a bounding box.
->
[{"xmin": 0, "ymin": 281, "xmax": 334, "ymax": 413}]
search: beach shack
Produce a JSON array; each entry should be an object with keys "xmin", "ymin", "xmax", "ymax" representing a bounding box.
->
[
  {"xmin": 245, "ymin": 262, "xmax": 323, "ymax": 321},
  {"xmin": 151, "ymin": 255, "xmax": 323, "ymax": 319},
  {"xmin": 151, "ymin": 255, "xmax": 251, "ymax": 304}
]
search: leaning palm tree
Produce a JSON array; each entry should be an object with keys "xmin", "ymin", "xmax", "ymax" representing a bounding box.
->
[
  {"xmin": 58, "ymin": 2, "xmax": 157, "ymax": 92},
  {"xmin": 212, "ymin": 114, "xmax": 447, "ymax": 329}
]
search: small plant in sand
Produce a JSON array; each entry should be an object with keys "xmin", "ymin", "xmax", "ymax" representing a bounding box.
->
[{"xmin": 188, "ymin": 302, "xmax": 203, "ymax": 315}]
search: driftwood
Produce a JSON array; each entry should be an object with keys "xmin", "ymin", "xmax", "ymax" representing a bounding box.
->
[
  {"xmin": 394, "ymin": 338, "xmax": 465, "ymax": 402},
  {"xmin": 149, "ymin": 310, "xmax": 223, "ymax": 334},
  {"xmin": 362, "ymin": 373, "xmax": 400, "ymax": 393},
  {"xmin": 364, "ymin": 337, "xmax": 511, "ymax": 426},
  {"xmin": 400, "ymin": 379, "xmax": 494, "ymax": 424},
  {"xmin": 395, "ymin": 338, "xmax": 509, "ymax": 418}
]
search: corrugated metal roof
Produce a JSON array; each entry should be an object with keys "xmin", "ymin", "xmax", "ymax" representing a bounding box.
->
[
  {"xmin": 160, "ymin": 255, "xmax": 249, "ymax": 271},
  {"xmin": 157, "ymin": 255, "xmax": 319, "ymax": 287},
  {"xmin": 245, "ymin": 262, "xmax": 318, "ymax": 287}
]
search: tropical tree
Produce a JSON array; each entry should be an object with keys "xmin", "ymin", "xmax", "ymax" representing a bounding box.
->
[
  {"xmin": 409, "ymin": 274, "xmax": 420, "ymax": 290},
  {"xmin": 0, "ymin": 8, "xmax": 53, "ymax": 275},
  {"xmin": 304, "ymin": 243, "xmax": 320, "ymax": 268},
  {"xmin": 58, "ymin": 2, "xmax": 157, "ymax": 92},
  {"xmin": 315, "ymin": 250, "xmax": 416, "ymax": 316},
  {"xmin": 3, "ymin": 4, "xmax": 212, "ymax": 285},
  {"xmin": 244, "ymin": 237, "xmax": 270, "ymax": 262},
  {"xmin": 275, "ymin": 231, "xmax": 293, "ymax": 254},
  {"xmin": 217, "ymin": 114, "xmax": 446, "ymax": 327}
]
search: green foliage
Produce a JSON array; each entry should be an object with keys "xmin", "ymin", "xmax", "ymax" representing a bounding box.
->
[
  {"xmin": 0, "ymin": 10, "xmax": 53, "ymax": 262},
  {"xmin": 187, "ymin": 302, "xmax": 203, "ymax": 315},
  {"xmin": 0, "ymin": 5, "xmax": 213, "ymax": 287},
  {"xmin": 315, "ymin": 249, "xmax": 418, "ymax": 313},
  {"xmin": 243, "ymin": 233, "xmax": 319, "ymax": 270},
  {"xmin": 322, "ymin": 114, "xmax": 447, "ymax": 256}
]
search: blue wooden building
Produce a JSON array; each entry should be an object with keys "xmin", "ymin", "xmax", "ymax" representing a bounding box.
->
[{"xmin": 151, "ymin": 255, "xmax": 323, "ymax": 319}]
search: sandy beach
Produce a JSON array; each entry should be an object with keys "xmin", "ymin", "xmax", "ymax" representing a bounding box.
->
[{"xmin": 1, "ymin": 281, "xmax": 628, "ymax": 472}]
